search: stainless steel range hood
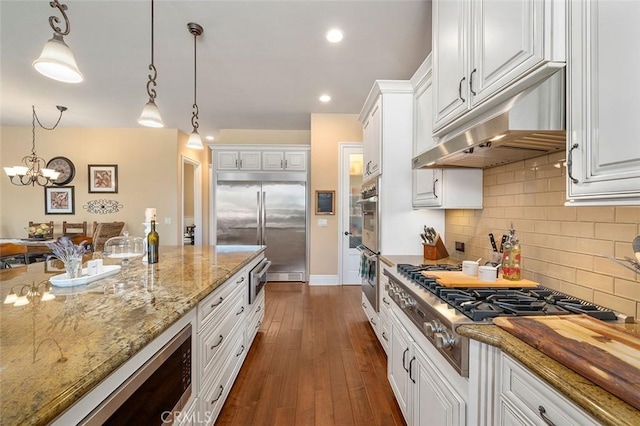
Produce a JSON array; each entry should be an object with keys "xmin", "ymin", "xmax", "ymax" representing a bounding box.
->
[{"xmin": 413, "ymin": 69, "xmax": 566, "ymax": 169}]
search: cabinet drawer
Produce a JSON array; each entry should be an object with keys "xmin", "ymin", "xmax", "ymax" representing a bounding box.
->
[
  {"xmin": 201, "ymin": 291, "xmax": 245, "ymax": 378},
  {"xmin": 198, "ymin": 270, "xmax": 246, "ymax": 331},
  {"xmin": 500, "ymin": 354, "xmax": 599, "ymax": 426},
  {"xmin": 246, "ymin": 290, "xmax": 265, "ymax": 345},
  {"xmin": 200, "ymin": 330, "xmax": 247, "ymax": 424}
]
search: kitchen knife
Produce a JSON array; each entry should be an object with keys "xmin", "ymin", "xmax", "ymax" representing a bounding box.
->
[
  {"xmin": 499, "ymin": 234, "xmax": 508, "ymax": 253},
  {"xmin": 489, "ymin": 233, "xmax": 498, "ymax": 252}
]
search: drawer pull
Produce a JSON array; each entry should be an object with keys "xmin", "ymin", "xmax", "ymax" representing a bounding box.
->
[
  {"xmin": 362, "ymin": 302, "xmax": 366, "ymax": 308},
  {"xmin": 256, "ymin": 305, "xmax": 262, "ymax": 312},
  {"xmin": 211, "ymin": 297, "xmax": 224, "ymax": 308},
  {"xmin": 402, "ymin": 348, "xmax": 409, "ymax": 372},
  {"xmin": 211, "ymin": 385, "xmax": 224, "ymax": 404},
  {"xmin": 538, "ymin": 406, "xmax": 556, "ymax": 426},
  {"xmin": 409, "ymin": 357, "xmax": 416, "ymax": 383},
  {"xmin": 236, "ymin": 306, "xmax": 245, "ymax": 315},
  {"xmin": 211, "ymin": 335, "xmax": 223, "ymax": 349},
  {"xmin": 256, "ymin": 320, "xmax": 261, "ymax": 329},
  {"xmin": 383, "ymin": 297, "xmax": 390, "ymax": 306},
  {"xmin": 382, "ymin": 331, "xmax": 388, "ymax": 341},
  {"xmin": 236, "ymin": 344, "xmax": 245, "ymax": 357},
  {"xmin": 237, "ymin": 276, "xmax": 245, "ymax": 284}
]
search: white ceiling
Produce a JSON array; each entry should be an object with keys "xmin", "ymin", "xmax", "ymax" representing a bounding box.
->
[{"xmin": 0, "ymin": 0, "xmax": 432, "ymax": 139}]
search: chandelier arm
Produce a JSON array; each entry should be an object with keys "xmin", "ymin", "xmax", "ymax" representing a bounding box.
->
[{"xmin": 48, "ymin": 0, "xmax": 70, "ymax": 37}]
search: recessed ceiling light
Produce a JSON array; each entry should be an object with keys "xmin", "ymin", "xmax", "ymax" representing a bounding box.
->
[
  {"xmin": 205, "ymin": 135, "xmax": 214, "ymax": 141},
  {"xmin": 326, "ymin": 29, "xmax": 344, "ymax": 43},
  {"xmin": 319, "ymin": 94, "xmax": 331, "ymax": 103}
]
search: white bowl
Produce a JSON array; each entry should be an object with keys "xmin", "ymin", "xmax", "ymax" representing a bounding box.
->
[
  {"xmin": 462, "ymin": 261, "xmax": 479, "ymax": 276},
  {"xmin": 478, "ymin": 265, "xmax": 498, "ymax": 282}
]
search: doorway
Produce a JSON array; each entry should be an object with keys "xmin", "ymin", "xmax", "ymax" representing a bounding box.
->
[
  {"xmin": 182, "ymin": 156, "xmax": 202, "ymax": 245},
  {"xmin": 338, "ymin": 143, "xmax": 363, "ymax": 285}
]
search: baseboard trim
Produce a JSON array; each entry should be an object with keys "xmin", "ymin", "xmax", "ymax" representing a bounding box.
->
[{"xmin": 308, "ymin": 275, "xmax": 339, "ymax": 286}]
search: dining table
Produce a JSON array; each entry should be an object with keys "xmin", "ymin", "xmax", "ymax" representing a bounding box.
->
[{"xmin": 0, "ymin": 236, "xmax": 94, "ymax": 264}]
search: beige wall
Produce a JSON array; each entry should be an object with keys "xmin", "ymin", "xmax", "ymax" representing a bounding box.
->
[
  {"xmin": 310, "ymin": 114, "xmax": 363, "ymax": 276},
  {"xmin": 445, "ymin": 151, "xmax": 640, "ymax": 318},
  {"xmin": 216, "ymin": 129, "xmax": 310, "ymax": 145},
  {"xmin": 1, "ymin": 126, "xmax": 209, "ymax": 246}
]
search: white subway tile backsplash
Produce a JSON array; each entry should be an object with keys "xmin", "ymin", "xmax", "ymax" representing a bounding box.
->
[{"xmin": 445, "ymin": 152, "xmax": 639, "ymax": 318}]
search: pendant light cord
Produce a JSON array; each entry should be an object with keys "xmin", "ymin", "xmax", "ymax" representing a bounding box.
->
[{"xmin": 146, "ymin": 0, "xmax": 158, "ymax": 101}]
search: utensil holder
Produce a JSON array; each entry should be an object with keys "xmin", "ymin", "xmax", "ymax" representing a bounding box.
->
[{"xmin": 423, "ymin": 234, "xmax": 449, "ymax": 260}]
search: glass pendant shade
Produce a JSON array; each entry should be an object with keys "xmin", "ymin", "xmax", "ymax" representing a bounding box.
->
[
  {"xmin": 138, "ymin": 100, "xmax": 164, "ymax": 128},
  {"xmin": 186, "ymin": 129, "xmax": 204, "ymax": 149},
  {"xmin": 33, "ymin": 34, "xmax": 84, "ymax": 83}
]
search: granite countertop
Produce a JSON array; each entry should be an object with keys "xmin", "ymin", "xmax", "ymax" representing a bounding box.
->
[
  {"xmin": 0, "ymin": 245, "xmax": 265, "ymax": 426},
  {"xmin": 457, "ymin": 323, "xmax": 640, "ymax": 426}
]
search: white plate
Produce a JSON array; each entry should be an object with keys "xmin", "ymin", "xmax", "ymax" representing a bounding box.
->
[{"xmin": 49, "ymin": 265, "xmax": 121, "ymax": 287}]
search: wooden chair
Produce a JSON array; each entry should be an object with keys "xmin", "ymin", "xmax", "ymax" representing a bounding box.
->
[
  {"xmin": 92, "ymin": 222, "xmax": 125, "ymax": 252},
  {"xmin": 63, "ymin": 221, "xmax": 87, "ymax": 236},
  {"xmin": 0, "ymin": 243, "xmax": 28, "ymax": 269},
  {"xmin": 27, "ymin": 221, "xmax": 54, "ymax": 238}
]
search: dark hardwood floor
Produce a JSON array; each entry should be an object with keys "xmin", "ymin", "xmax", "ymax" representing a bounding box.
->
[{"xmin": 216, "ymin": 283, "xmax": 405, "ymax": 426}]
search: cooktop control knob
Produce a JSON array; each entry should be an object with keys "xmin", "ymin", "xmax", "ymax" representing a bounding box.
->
[
  {"xmin": 434, "ymin": 330, "xmax": 455, "ymax": 350},
  {"xmin": 423, "ymin": 320, "xmax": 442, "ymax": 337}
]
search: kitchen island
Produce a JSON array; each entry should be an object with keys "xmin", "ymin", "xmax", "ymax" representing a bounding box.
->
[{"xmin": 0, "ymin": 245, "xmax": 265, "ymax": 425}]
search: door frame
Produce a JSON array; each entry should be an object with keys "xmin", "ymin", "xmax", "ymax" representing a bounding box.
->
[
  {"xmin": 338, "ymin": 142, "xmax": 363, "ymax": 285},
  {"xmin": 181, "ymin": 155, "xmax": 202, "ymax": 246}
]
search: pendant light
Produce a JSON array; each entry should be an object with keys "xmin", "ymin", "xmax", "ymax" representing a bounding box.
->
[
  {"xmin": 32, "ymin": 0, "xmax": 84, "ymax": 83},
  {"xmin": 138, "ymin": 0, "xmax": 164, "ymax": 128},
  {"xmin": 186, "ymin": 23, "xmax": 204, "ymax": 150}
]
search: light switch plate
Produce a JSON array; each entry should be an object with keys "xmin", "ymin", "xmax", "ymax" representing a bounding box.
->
[
  {"xmin": 317, "ymin": 219, "xmax": 328, "ymax": 227},
  {"xmin": 164, "ymin": 217, "xmax": 172, "ymax": 225}
]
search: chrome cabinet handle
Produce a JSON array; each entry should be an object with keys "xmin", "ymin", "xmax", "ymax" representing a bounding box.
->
[
  {"xmin": 236, "ymin": 306, "xmax": 245, "ymax": 315},
  {"xmin": 402, "ymin": 348, "xmax": 409, "ymax": 372},
  {"xmin": 236, "ymin": 344, "xmax": 245, "ymax": 357},
  {"xmin": 433, "ymin": 178, "xmax": 439, "ymax": 198},
  {"xmin": 458, "ymin": 77, "xmax": 466, "ymax": 102},
  {"xmin": 211, "ymin": 297, "xmax": 223, "ymax": 308},
  {"xmin": 538, "ymin": 406, "xmax": 556, "ymax": 426},
  {"xmin": 211, "ymin": 335, "xmax": 224, "ymax": 349},
  {"xmin": 212, "ymin": 385, "xmax": 224, "ymax": 404},
  {"xmin": 409, "ymin": 357, "xmax": 416, "ymax": 383},
  {"xmin": 568, "ymin": 143, "xmax": 579, "ymax": 184},
  {"xmin": 469, "ymin": 69, "xmax": 477, "ymax": 95}
]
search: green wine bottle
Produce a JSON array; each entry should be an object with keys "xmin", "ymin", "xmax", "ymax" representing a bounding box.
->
[{"xmin": 147, "ymin": 217, "xmax": 159, "ymax": 264}]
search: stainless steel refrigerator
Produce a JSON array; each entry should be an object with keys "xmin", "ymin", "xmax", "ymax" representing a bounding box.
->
[{"xmin": 216, "ymin": 173, "xmax": 307, "ymax": 281}]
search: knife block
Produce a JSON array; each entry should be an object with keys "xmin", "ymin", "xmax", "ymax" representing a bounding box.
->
[{"xmin": 423, "ymin": 235, "xmax": 449, "ymax": 260}]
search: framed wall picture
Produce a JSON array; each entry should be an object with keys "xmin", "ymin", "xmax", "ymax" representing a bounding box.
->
[
  {"xmin": 88, "ymin": 164, "xmax": 118, "ymax": 193},
  {"xmin": 45, "ymin": 186, "xmax": 75, "ymax": 215},
  {"xmin": 315, "ymin": 190, "xmax": 335, "ymax": 215}
]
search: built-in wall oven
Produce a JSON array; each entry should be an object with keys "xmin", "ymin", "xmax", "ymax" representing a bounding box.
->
[
  {"xmin": 249, "ymin": 257, "xmax": 271, "ymax": 304},
  {"xmin": 359, "ymin": 179, "xmax": 379, "ymax": 311}
]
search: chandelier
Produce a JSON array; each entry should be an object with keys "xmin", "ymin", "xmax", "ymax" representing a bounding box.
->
[{"xmin": 4, "ymin": 105, "xmax": 66, "ymax": 187}]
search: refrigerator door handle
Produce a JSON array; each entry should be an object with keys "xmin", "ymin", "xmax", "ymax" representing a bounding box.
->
[
  {"xmin": 262, "ymin": 191, "xmax": 267, "ymax": 245},
  {"xmin": 256, "ymin": 191, "xmax": 262, "ymax": 244}
]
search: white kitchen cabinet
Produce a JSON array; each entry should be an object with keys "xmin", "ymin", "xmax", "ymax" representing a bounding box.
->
[
  {"xmin": 411, "ymin": 54, "xmax": 483, "ymax": 209},
  {"xmin": 216, "ymin": 150, "xmax": 261, "ymax": 171},
  {"xmin": 361, "ymin": 291, "xmax": 381, "ymax": 343},
  {"xmin": 246, "ymin": 289, "xmax": 265, "ymax": 346},
  {"xmin": 377, "ymin": 263, "xmax": 392, "ymax": 354},
  {"xmin": 362, "ymin": 96, "xmax": 382, "ymax": 181},
  {"xmin": 566, "ymin": 0, "xmax": 640, "ymax": 205},
  {"xmin": 262, "ymin": 151, "xmax": 306, "ymax": 171},
  {"xmin": 433, "ymin": 0, "xmax": 565, "ymax": 132},
  {"xmin": 498, "ymin": 353, "xmax": 599, "ymax": 426},
  {"xmin": 388, "ymin": 308, "xmax": 467, "ymax": 426}
]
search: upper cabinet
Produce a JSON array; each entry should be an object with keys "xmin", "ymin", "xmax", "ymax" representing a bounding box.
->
[
  {"xmin": 566, "ymin": 0, "xmax": 640, "ymax": 205},
  {"xmin": 411, "ymin": 55, "xmax": 483, "ymax": 209},
  {"xmin": 215, "ymin": 147, "xmax": 308, "ymax": 173},
  {"xmin": 432, "ymin": 0, "xmax": 566, "ymax": 132},
  {"xmin": 362, "ymin": 97, "xmax": 382, "ymax": 181}
]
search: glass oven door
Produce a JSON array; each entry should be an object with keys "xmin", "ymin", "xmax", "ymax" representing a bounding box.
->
[{"xmin": 357, "ymin": 245, "xmax": 378, "ymax": 312}]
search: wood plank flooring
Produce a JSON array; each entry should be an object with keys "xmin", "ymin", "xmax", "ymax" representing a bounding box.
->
[{"xmin": 216, "ymin": 283, "xmax": 405, "ymax": 426}]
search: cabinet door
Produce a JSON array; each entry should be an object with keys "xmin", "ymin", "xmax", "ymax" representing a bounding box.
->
[
  {"xmin": 412, "ymin": 344, "xmax": 466, "ymax": 426},
  {"xmin": 567, "ymin": 0, "xmax": 640, "ymax": 204},
  {"xmin": 470, "ymin": 0, "xmax": 545, "ymax": 106},
  {"xmin": 284, "ymin": 151, "xmax": 306, "ymax": 171},
  {"xmin": 413, "ymin": 169, "xmax": 443, "ymax": 207},
  {"xmin": 239, "ymin": 151, "xmax": 261, "ymax": 170},
  {"xmin": 363, "ymin": 97, "xmax": 382, "ymax": 180},
  {"xmin": 262, "ymin": 151, "xmax": 284, "ymax": 170},
  {"xmin": 217, "ymin": 151, "xmax": 240, "ymax": 171},
  {"xmin": 433, "ymin": 0, "xmax": 469, "ymax": 130},
  {"xmin": 388, "ymin": 311, "xmax": 413, "ymax": 423}
]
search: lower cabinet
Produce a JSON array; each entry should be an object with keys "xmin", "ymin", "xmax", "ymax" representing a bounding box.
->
[
  {"xmin": 361, "ymin": 291, "xmax": 381, "ymax": 343},
  {"xmin": 246, "ymin": 289, "xmax": 265, "ymax": 346},
  {"xmin": 388, "ymin": 308, "xmax": 467, "ymax": 426},
  {"xmin": 497, "ymin": 353, "xmax": 599, "ymax": 426}
]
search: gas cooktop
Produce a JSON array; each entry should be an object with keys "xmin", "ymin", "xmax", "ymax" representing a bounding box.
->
[{"xmin": 395, "ymin": 263, "xmax": 618, "ymax": 322}]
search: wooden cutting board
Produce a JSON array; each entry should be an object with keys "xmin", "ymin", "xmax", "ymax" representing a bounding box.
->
[
  {"xmin": 421, "ymin": 270, "xmax": 539, "ymax": 288},
  {"xmin": 494, "ymin": 315, "xmax": 640, "ymax": 410}
]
